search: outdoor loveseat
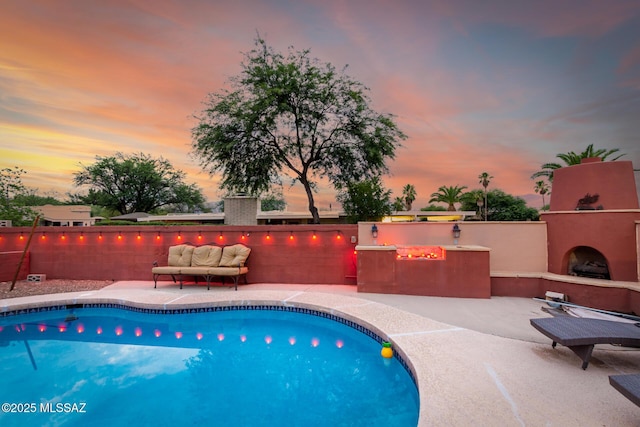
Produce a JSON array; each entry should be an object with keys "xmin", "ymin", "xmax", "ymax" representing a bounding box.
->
[{"xmin": 152, "ymin": 243, "xmax": 250, "ymax": 290}]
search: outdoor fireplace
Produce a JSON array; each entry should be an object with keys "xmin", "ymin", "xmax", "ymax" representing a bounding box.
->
[{"xmin": 567, "ymin": 246, "xmax": 610, "ymax": 280}]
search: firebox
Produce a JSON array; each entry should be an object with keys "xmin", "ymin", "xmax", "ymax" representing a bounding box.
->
[{"xmin": 567, "ymin": 246, "xmax": 610, "ymax": 280}]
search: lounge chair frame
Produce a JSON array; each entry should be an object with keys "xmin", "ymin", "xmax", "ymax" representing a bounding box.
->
[{"xmin": 530, "ymin": 317, "xmax": 640, "ymax": 369}]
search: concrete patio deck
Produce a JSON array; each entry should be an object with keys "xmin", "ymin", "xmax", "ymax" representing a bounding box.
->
[{"xmin": 2, "ymin": 281, "xmax": 639, "ymax": 426}]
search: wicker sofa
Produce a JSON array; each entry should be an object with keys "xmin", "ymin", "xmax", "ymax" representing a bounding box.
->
[{"xmin": 152, "ymin": 243, "xmax": 250, "ymax": 290}]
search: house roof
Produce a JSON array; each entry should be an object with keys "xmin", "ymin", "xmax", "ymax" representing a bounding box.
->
[{"xmin": 35, "ymin": 205, "xmax": 92, "ymax": 221}]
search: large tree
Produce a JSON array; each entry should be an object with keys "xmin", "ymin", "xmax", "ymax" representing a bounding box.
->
[
  {"xmin": 336, "ymin": 177, "xmax": 392, "ymax": 223},
  {"xmin": 460, "ymin": 189, "xmax": 539, "ymax": 221},
  {"xmin": 191, "ymin": 37, "xmax": 406, "ymax": 224},
  {"xmin": 531, "ymin": 144, "xmax": 625, "ymax": 181},
  {"xmin": 72, "ymin": 152, "xmax": 206, "ymax": 215},
  {"xmin": 0, "ymin": 167, "xmax": 39, "ymax": 226},
  {"xmin": 429, "ymin": 185, "xmax": 468, "ymax": 211}
]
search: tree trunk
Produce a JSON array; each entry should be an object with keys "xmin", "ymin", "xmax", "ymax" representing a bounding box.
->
[{"xmin": 301, "ymin": 177, "xmax": 320, "ymax": 224}]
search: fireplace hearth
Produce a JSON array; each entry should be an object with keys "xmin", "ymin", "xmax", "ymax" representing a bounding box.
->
[{"xmin": 568, "ymin": 246, "xmax": 610, "ymax": 280}]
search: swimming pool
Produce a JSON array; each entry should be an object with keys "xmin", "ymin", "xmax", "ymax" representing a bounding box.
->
[{"xmin": 0, "ymin": 304, "xmax": 419, "ymax": 426}]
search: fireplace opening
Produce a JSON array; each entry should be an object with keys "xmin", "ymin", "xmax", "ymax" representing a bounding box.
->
[{"xmin": 567, "ymin": 246, "xmax": 610, "ymax": 279}]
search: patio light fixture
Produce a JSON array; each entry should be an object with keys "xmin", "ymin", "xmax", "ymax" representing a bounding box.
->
[{"xmin": 452, "ymin": 223, "xmax": 461, "ymax": 245}]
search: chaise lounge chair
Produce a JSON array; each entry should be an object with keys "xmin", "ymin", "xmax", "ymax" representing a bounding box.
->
[
  {"xmin": 609, "ymin": 374, "xmax": 640, "ymax": 407},
  {"xmin": 530, "ymin": 317, "xmax": 640, "ymax": 369}
]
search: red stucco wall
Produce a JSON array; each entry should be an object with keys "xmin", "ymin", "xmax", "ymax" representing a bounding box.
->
[
  {"xmin": 357, "ymin": 247, "xmax": 491, "ymax": 298},
  {"xmin": 542, "ymin": 211, "xmax": 640, "ymax": 282},
  {"xmin": 0, "ymin": 225, "xmax": 358, "ymax": 284},
  {"xmin": 0, "ymin": 251, "xmax": 30, "ymax": 281},
  {"xmin": 491, "ymin": 275, "xmax": 640, "ymax": 314},
  {"xmin": 549, "ymin": 160, "xmax": 638, "ymax": 211}
]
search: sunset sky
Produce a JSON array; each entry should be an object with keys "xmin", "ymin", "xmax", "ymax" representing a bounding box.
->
[{"xmin": 2, "ymin": 0, "xmax": 639, "ymax": 212}]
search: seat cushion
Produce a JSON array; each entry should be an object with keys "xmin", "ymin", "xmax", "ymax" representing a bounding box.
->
[
  {"xmin": 207, "ymin": 266, "xmax": 249, "ymax": 276},
  {"xmin": 219, "ymin": 244, "xmax": 251, "ymax": 267},
  {"xmin": 168, "ymin": 245, "xmax": 195, "ymax": 267},
  {"xmin": 191, "ymin": 245, "xmax": 223, "ymax": 267},
  {"xmin": 152, "ymin": 266, "xmax": 182, "ymax": 275}
]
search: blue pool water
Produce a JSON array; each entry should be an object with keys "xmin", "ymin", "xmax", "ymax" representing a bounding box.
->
[{"xmin": 0, "ymin": 306, "xmax": 419, "ymax": 426}]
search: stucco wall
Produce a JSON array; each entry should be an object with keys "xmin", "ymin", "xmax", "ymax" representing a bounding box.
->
[
  {"xmin": 0, "ymin": 225, "xmax": 358, "ymax": 284},
  {"xmin": 358, "ymin": 221, "xmax": 547, "ymax": 273},
  {"xmin": 549, "ymin": 160, "xmax": 639, "ymax": 211}
]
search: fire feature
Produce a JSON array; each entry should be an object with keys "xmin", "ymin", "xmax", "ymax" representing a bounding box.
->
[{"xmin": 567, "ymin": 246, "xmax": 610, "ymax": 279}]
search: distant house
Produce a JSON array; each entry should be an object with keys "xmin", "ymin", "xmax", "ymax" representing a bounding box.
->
[
  {"xmin": 110, "ymin": 212, "xmax": 151, "ymax": 222},
  {"xmin": 35, "ymin": 205, "xmax": 97, "ymax": 226}
]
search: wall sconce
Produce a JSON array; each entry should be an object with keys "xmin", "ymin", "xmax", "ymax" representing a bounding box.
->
[
  {"xmin": 452, "ymin": 223, "xmax": 461, "ymax": 245},
  {"xmin": 371, "ymin": 224, "xmax": 378, "ymax": 239}
]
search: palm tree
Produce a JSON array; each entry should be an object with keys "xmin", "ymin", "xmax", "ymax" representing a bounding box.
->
[
  {"xmin": 534, "ymin": 180, "xmax": 550, "ymax": 210},
  {"xmin": 392, "ymin": 196, "xmax": 405, "ymax": 211},
  {"xmin": 478, "ymin": 172, "xmax": 492, "ymax": 221},
  {"xmin": 460, "ymin": 189, "xmax": 485, "ymax": 219},
  {"xmin": 531, "ymin": 144, "xmax": 625, "ymax": 181},
  {"xmin": 402, "ymin": 184, "xmax": 417, "ymax": 210},
  {"xmin": 429, "ymin": 185, "xmax": 468, "ymax": 211}
]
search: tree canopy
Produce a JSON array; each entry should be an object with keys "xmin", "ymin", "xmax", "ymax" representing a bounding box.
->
[
  {"xmin": 460, "ymin": 189, "xmax": 539, "ymax": 221},
  {"xmin": 0, "ymin": 167, "xmax": 39, "ymax": 226},
  {"xmin": 402, "ymin": 184, "xmax": 417, "ymax": 210},
  {"xmin": 336, "ymin": 177, "xmax": 391, "ymax": 223},
  {"xmin": 72, "ymin": 152, "xmax": 206, "ymax": 215},
  {"xmin": 534, "ymin": 180, "xmax": 551, "ymax": 210},
  {"xmin": 428, "ymin": 185, "xmax": 468, "ymax": 211},
  {"xmin": 191, "ymin": 37, "xmax": 406, "ymax": 223}
]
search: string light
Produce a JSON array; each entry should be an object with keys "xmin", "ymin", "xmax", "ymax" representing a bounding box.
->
[
  {"xmin": 177, "ymin": 231, "xmax": 182, "ymax": 240},
  {"xmin": 137, "ymin": 231, "xmax": 142, "ymax": 240},
  {"xmin": 60, "ymin": 232, "xmax": 66, "ymax": 240},
  {"xmin": 79, "ymin": 232, "xmax": 84, "ymax": 240},
  {"xmin": 41, "ymin": 232, "xmax": 46, "ymax": 240},
  {"xmin": 118, "ymin": 231, "xmax": 123, "ymax": 240},
  {"xmin": 289, "ymin": 231, "xmax": 294, "ymax": 240},
  {"xmin": 156, "ymin": 232, "xmax": 161, "ymax": 240},
  {"xmin": 198, "ymin": 231, "xmax": 203, "ymax": 240},
  {"xmin": 312, "ymin": 231, "xmax": 317, "ymax": 240},
  {"xmin": 265, "ymin": 231, "xmax": 271, "ymax": 240},
  {"xmin": 218, "ymin": 231, "xmax": 223, "ymax": 240}
]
